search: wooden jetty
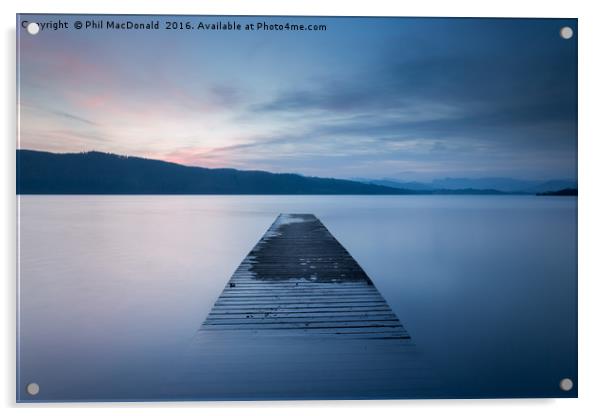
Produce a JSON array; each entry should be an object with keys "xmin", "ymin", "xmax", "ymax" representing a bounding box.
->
[
  {"xmin": 201, "ymin": 213, "xmax": 409, "ymax": 339},
  {"xmin": 177, "ymin": 214, "xmax": 437, "ymax": 400}
]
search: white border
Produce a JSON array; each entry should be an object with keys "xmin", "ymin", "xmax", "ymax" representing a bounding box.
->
[{"xmin": 3, "ymin": 1, "xmax": 601, "ymax": 415}]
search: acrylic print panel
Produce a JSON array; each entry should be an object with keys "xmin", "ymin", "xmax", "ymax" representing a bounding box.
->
[{"xmin": 16, "ymin": 14, "xmax": 578, "ymax": 402}]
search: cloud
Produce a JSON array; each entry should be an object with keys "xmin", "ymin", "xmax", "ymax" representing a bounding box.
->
[
  {"xmin": 244, "ymin": 23, "xmax": 577, "ymax": 178},
  {"xmin": 47, "ymin": 109, "xmax": 99, "ymax": 126}
]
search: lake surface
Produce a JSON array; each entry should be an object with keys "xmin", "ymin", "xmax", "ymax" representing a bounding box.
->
[{"xmin": 17, "ymin": 195, "xmax": 577, "ymax": 400}]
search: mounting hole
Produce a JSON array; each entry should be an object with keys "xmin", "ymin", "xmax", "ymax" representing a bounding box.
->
[
  {"xmin": 26, "ymin": 382, "xmax": 40, "ymax": 396},
  {"xmin": 26, "ymin": 22, "xmax": 40, "ymax": 35},
  {"xmin": 560, "ymin": 26, "xmax": 574, "ymax": 40},
  {"xmin": 559, "ymin": 378, "xmax": 574, "ymax": 391}
]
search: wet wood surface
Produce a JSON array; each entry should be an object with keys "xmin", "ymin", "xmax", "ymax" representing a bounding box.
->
[{"xmin": 201, "ymin": 214, "xmax": 410, "ymax": 339}]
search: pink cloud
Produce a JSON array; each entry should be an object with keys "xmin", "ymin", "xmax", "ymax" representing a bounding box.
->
[{"xmin": 159, "ymin": 147, "xmax": 233, "ymax": 169}]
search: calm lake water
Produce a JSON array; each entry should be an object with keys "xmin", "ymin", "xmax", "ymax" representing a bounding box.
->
[{"xmin": 17, "ymin": 195, "xmax": 577, "ymax": 400}]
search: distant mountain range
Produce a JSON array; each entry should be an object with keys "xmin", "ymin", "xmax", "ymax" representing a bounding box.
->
[
  {"xmin": 355, "ymin": 177, "xmax": 577, "ymax": 194},
  {"xmin": 17, "ymin": 150, "xmax": 577, "ymax": 195}
]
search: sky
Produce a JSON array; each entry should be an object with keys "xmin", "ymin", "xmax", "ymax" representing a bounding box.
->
[{"xmin": 17, "ymin": 15, "xmax": 577, "ymax": 181}]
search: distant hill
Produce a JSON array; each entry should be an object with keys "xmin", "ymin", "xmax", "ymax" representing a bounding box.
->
[
  {"xmin": 526, "ymin": 180, "xmax": 579, "ymax": 194},
  {"xmin": 536, "ymin": 188, "xmax": 578, "ymax": 196},
  {"xmin": 357, "ymin": 177, "xmax": 577, "ymax": 194},
  {"xmin": 352, "ymin": 178, "xmax": 435, "ymax": 191},
  {"xmin": 430, "ymin": 177, "xmax": 577, "ymax": 193},
  {"xmin": 430, "ymin": 188, "xmax": 506, "ymax": 195},
  {"xmin": 16, "ymin": 150, "xmax": 418, "ymax": 195}
]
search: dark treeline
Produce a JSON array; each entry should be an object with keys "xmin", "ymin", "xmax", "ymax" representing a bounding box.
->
[
  {"xmin": 17, "ymin": 150, "xmax": 420, "ymax": 195},
  {"xmin": 536, "ymin": 188, "xmax": 578, "ymax": 196}
]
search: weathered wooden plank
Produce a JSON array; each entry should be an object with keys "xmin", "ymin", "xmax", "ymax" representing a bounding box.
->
[
  {"xmin": 204, "ymin": 316, "xmax": 399, "ymax": 325},
  {"xmin": 216, "ymin": 295, "xmax": 385, "ymax": 302},
  {"xmin": 208, "ymin": 304, "xmax": 392, "ymax": 310},
  {"xmin": 217, "ymin": 292, "xmax": 383, "ymax": 298},
  {"xmin": 206, "ymin": 314, "xmax": 398, "ymax": 321},
  {"xmin": 208, "ymin": 307, "xmax": 393, "ymax": 314},
  {"xmin": 213, "ymin": 302, "xmax": 388, "ymax": 309},
  {"xmin": 221, "ymin": 287, "xmax": 377, "ymax": 293},
  {"xmin": 202, "ymin": 321, "xmax": 403, "ymax": 329},
  {"xmin": 207, "ymin": 309, "xmax": 395, "ymax": 319},
  {"xmin": 201, "ymin": 325, "xmax": 407, "ymax": 333},
  {"xmin": 219, "ymin": 291, "xmax": 381, "ymax": 297},
  {"xmin": 228, "ymin": 281, "xmax": 374, "ymax": 287},
  {"xmin": 214, "ymin": 299, "xmax": 386, "ymax": 304},
  {"xmin": 221, "ymin": 284, "xmax": 377, "ymax": 290}
]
